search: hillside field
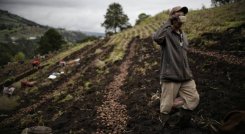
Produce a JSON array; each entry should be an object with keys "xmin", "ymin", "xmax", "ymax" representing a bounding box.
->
[{"xmin": 0, "ymin": 1, "xmax": 244, "ymax": 134}]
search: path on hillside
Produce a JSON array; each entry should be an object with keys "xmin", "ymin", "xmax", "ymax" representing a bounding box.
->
[{"xmin": 96, "ymin": 38, "xmax": 137, "ymax": 134}]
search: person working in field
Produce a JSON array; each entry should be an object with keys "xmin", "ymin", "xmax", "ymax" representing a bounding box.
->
[
  {"xmin": 152, "ymin": 6, "xmax": 200, "ymax": 127},
  {"xmin": 32, "ymin": 56, "xmax": 40, "ymax": 69}
]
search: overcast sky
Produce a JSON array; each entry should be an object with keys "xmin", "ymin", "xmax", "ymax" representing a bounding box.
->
[{"xmin": 0, "ymin": 0, "xmax": 211, "ymax": 33}]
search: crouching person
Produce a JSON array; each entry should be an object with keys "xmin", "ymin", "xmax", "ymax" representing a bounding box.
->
[
  {"xmin": 152, "ymin": 6, "xmax": 200, "ymax": 128},
  {"xmin": 32, "ymin": 57, "xmax": 40, "ymax": 69}
]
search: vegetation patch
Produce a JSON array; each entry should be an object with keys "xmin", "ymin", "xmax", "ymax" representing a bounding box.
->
[
  {"xmin": 95, "ymin": 59, "xmax": 106, "ymax": 69},
  {"xmin": 0, "ymin": 95, "xmax": 20, "ymax": 111},
  {"xmin": 59, "ymin": 94, "xmax": 73, "ymax": 103}
]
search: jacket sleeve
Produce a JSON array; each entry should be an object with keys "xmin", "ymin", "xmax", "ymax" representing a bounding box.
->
[
  {"xmin": 152, "ymin": 26, "xmax": 167, "ymax": 45},
  {"xmin": 152, "ymin": 20, "xmax": 171, "ymax": 45}
]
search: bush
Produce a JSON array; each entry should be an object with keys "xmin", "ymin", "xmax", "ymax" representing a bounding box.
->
[
  {"xmin": 12, "ymin": 52, "xmax": 25, "ymax": 62},
  {"xmin": 78, "ymin": 36, "xmax": 98, "ymax": 43},
  {"xmin": 135, "ymin": 13, "xmax": 150, "ymax": 25},
  {"xmin": 38, "ymin": 28, "xmax": 65, "ymax": 54}
]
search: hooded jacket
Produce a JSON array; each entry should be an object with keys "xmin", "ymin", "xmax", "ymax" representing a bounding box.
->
[{"xmin": 152, "ymin": 19, "xmax": 193, "ymax": 82}]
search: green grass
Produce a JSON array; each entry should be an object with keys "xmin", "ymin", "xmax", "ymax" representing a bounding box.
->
[
  {"xmin": 100, "ymin": 2, "xmax": 245, "ymax": 65},
  {"xmin": 111, "ymin": 1, "xmax": 245, "ymax": 41},
  {"xmin": 0, "ymin": 95, "xmax": 20, "ymax": 111},
  {"xmin": 105, "ymin": 38, "xmax": 129, "ymax": 63},
  {"xmin": 95, "ymin": 59, "xmax": 106, "ymax": 69},
  {"xmin": 45, "ymin": 41, "xmax": 94, "ymax": 66},
  {"xmin": 59, "ymin": 94, "xmax": 73, "ymax": 103}
]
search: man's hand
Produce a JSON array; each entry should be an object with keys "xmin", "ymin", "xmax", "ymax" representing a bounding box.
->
[{"xmin": 170, "ymin": 15, "xmax": 187, "ymax": 24}]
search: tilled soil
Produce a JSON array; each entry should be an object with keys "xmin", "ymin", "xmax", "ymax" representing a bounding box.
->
[
  {"xmin": 46, "ymin": 39, "xmax": 136, "ymax": 134},
  {"xmin": 0, "ymin": 39, "xmax": 110, "ymax": 133},
  {"xmin": 0, "ymin": 34, "xmax": 244, "ymax": 134},
  {"xmin": 96, "ymin": 38, "xmax": 137, "ymax": 134},
  {"xmin": 0, "ymin": 42, "xmax": 91, "ymax": 86},
  {"xmin": 190, "ymin": 24, "xmax": 245, "ymax": 57},
  {"xmin": 120, "ymin": 37, "xmax": 244, "ymax": 134},
  {"xmin": 37, "ymin": 44, "xmax": 115, "ymax": 133}
]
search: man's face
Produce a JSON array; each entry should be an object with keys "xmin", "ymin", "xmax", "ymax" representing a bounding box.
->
[
  {"xmin": 172, "ymin": 11, "xmax": 185, "ymax": 29},
  {"xmin": 174, "ymin": 11, "xmax": 184, "ymax": 17}
]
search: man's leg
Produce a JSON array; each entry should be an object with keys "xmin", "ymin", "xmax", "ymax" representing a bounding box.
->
[
  {"xmin": 159, "ymin": 81, "xmax": 181, "ymax": 127},
  {"xmin": 166, "ymin": 80, "xmax": 199, "ymax": 128},
  {"xmin": 160, "ymin": 81, "xmax": 181, "ymax": 114},
  {"xmin": 179, "ymin": 79, "xmax": 200, "ymax": 110},
  {"xmin": 159, "ymin": 81, "xmax": 180, "ymax": 126}
]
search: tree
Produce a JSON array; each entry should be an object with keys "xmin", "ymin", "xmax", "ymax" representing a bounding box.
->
[
  {"xmin": 0, "ymin": 52, "xmax": 12, "ymax": 66},
  {"xmin": 0, "ymin": 42, "xmax": 15, "ymax": 66},
  {"xmin": 102, "ymin": 3, "xmax": 130, "ymax": 34},
  {"xmin": 38, "ymin": 28, "xmax": 65, "ymax": 54},
  {"xmin": 135, "ymin": 13, "xmax": 150, "ymax": 25}
]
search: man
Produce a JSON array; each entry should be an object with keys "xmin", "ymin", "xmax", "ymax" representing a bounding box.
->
[{"xmin": 152, "ymin": 6, "xmax": 200, "ymax": 127}]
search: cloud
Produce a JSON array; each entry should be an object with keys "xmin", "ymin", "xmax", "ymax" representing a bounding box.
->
[{"xmin": 0, "ymin": 0, "xmax": 211, "ymax": 33}]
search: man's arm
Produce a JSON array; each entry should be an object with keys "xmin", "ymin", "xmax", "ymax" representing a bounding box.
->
[
  {"xmin": 152, "ymin": 28, "xmax": 167, "ymax": 45},
  {"xmin": 152, "ymin": 20, "xmax": 171, "ymax": 45}
]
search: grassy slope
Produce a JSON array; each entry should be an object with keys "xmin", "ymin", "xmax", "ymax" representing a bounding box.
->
[
  {"xmin": 98, "ymin": 1, "xmax": 244, "ymax": 66},
  {"xmin": 110, "ymin": 1, "xmax": 245, "ymax": 44}
]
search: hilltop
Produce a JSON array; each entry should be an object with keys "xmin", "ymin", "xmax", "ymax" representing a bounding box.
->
[
  {"xmin": 0, "ymin": 9, "xmax": 90, "ymax": 44},
  {"xmin": 0, "ymin": 1, "xmax": 244, "ymax": 134}
]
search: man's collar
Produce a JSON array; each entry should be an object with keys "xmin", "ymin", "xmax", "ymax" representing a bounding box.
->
[{"xmin": 171, "ymin": 27, "xmax": 183, "ymax": 35}]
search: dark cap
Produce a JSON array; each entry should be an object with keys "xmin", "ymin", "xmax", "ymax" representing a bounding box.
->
[{"xmin": 170, "ymin": 6, "xmax": 188, "ymax": 15}]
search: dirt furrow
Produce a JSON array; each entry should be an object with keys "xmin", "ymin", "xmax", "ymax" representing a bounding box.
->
[
  {"xmin": 189, "ymin": 48, "xmax": 245, "ymax": 66},
  {"xmin": 18, "ymin": 40, "xmax": 107, "ymax": 105},
  {"xmin": 48, "ymin": 39, "xmax": 135, "ymax": 133},
  {"xmin": 31, "ymin": 40, "xmax": 104, "ymax": 84},
  {"xmin": 48, "ymin": 56, "xmax": 115, "ymax": 133},
  {"xmin": 120, "ymin": 37, "xmax": 244, "ymax": 133},
  {"xmin": 96, "ymin": 38, "xmax": 137, "ymax": 134},
  {"xmin": 0, "ymin": 39, "xmax": 109, "ymax": 129},
  {"xmin": 120, "ymin": 37, "xmax": 165, "ymax": 133},
  {"xmin": 16, "ymin": 44, "xmax": 114, "ymax": 132},
  {"xmin": 1, "ymin": 42, "xmax": 94, "ymax": 88}
]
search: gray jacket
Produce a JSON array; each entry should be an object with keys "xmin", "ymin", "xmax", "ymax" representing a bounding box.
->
[{"xmin": 152, "ymin": 19, "xmax": 193, "ymax": 82}]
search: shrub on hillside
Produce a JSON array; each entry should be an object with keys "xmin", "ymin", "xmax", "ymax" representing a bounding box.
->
[
  {"xmin": 38, "ymin": 28, "xmax": 65, "ymax": 54},
  {"xmin": 12, "ymin": 52, "xmax": 25, "ymax": 62}
]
